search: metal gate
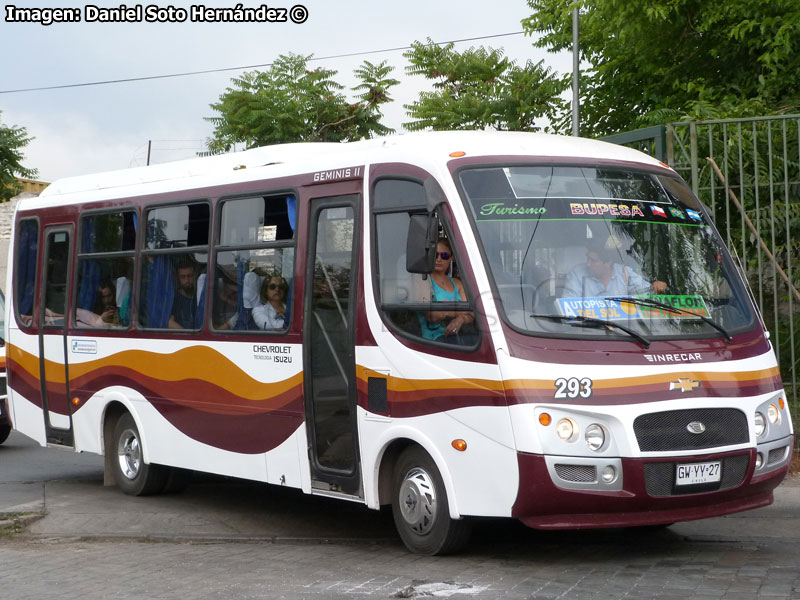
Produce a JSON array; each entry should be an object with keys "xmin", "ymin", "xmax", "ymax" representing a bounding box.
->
[{"xmin": 604, "ymin": 115, "xmax": 800, "ymax": 413}]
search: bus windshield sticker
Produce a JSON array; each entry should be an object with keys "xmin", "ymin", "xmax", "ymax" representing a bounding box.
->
[
  {"xmin": 557, "ymin": 295, "xmax": 709, "ymax": 320},
  {"xmin": 474, "ymin": 198, "xmax": 703, "ymax": 225}
]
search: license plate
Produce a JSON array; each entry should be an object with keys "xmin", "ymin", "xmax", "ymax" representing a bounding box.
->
[{"xmin": 675, "ymin": 461, "xmax": 721, "ymax": 485}]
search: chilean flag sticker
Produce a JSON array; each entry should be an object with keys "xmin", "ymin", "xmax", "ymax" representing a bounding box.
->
[{"xmin": 650, "ymin": 205, "xmax": 667, "ymax": 218}]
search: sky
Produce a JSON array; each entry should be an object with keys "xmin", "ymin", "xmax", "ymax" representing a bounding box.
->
[{"xmin": 1, "ymin": 0, "xmax": 572, "ymax": 182}]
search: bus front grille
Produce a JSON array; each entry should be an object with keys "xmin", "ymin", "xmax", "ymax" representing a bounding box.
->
[
  {"xmin": 643, "ymin": 454, "xmax": 749, "ymax": 496},
  {"xmin": 554, "ymin": 464, "xmax": 597, "ymax": 483},
  {"xmin": 767, "ymin": 446, "xmax": 790, "ymax": 466},
  {"xmin": 634, "ymin": 408, "xmax": 748, "ymax": 452}
]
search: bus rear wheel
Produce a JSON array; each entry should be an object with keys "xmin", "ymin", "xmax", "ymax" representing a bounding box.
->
[
  {"xmin": 112, "ymin": 413, "xmax": 167, "ymax": 496},
  {"xmin": 391, "ymin": 446, "xmax": 471, "ymax": 555},
  {"xmin": 0, "ymin": 424, "xmax": 10, "ymax": 445}
]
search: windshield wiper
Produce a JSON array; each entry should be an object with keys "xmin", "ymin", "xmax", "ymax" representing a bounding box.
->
[
  {"xmin": 530, "ymin": 313, "xmax": 651, "ymax": 348},
  {"xmin": 603, "ymin": 296, "xmax": 732, "ymax": 343}
]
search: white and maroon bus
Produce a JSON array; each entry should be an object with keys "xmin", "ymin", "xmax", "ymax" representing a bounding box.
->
[{"xmin": 4, "ymin": 131, "xmax": 794, "ymax": 554}]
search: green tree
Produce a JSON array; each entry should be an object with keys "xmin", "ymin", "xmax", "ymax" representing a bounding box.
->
[
  {"xmin": 403, "ymin": 39, "xmax": 568, "ymax": 132},
  {"xmin": 523, "ymin": 0, "xmax": 800, "ymax": 136},
  {"xmin": 0, "ymin": 110, "xmax": 37, "ymax": 202},
  {"xmin": 205, "ymin": 54, "xmax": 399, "ymax": 152}
]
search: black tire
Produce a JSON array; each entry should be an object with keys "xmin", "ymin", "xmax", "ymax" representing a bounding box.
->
[
  {"xmin": 0, "ymin": 424, "xmax": 11, "ymax": 445},
  {"xmin": 111, "ymin": 413, "xmax": 167, "ymax": 496},
  {"xmin": 391, "ymin": 446, "xmax": 471, "ymax": 555},
  {"xmin": 161, "ymin": 467, "xmax": 193, "ymax": 494}
]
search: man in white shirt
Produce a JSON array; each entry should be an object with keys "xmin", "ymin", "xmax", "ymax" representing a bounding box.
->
[{"xmin": 563, "ymin": 243, "xmax": 667, "ymax": 298}]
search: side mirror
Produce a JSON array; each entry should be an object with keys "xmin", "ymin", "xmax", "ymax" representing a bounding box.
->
[{"xmin": 406, "ymin": 213, "xmax": 438, "ymax": 274}]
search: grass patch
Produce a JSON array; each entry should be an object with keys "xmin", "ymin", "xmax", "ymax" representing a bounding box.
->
[{"xmin": 0, "ymin": 512, "xmax": 43, "ymax": 536}]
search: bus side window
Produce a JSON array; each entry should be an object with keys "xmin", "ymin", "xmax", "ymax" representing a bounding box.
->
[
  {"xmin": 140, "ymin": 202, "xmax": 210, "ymax": 330},
  {"xmin": 75, "ymin": 211, "xmax": 136, "ymax": 329},
  {"xmin": 213, "ymin": 194, "xmax": 296, "ymax": 333},
  {"xmin": 14, "ymin": 219, "xmax": 39, "ymax": 328},
  {"xmin": 372, "ymin": 178, "xmax": 477, "ymax": 348}
]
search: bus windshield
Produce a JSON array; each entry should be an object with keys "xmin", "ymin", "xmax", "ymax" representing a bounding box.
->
[{"xmin": 459, "ymin": 165, "xmax": 756, "ymax": 342}]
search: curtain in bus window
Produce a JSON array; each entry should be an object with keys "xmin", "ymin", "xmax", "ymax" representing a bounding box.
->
[
  {"xmin": 17, "ymin": 221, "xmax": 38, "ymax": 316},
  {"xmin": 77, "ymin": 219, "xmax": 101, "ymax": 310},
  {"xmin": 144, "ymin": 255, "xmax": 175, "ymax": 328},
  {"xmin": 195, "ymin": 273, "xmax": 206, "ymax": 328},
  {"xmin": 116, "ymin": 275, "xmax": 132, "ymax": 326},
  {"xmin": 232, "ymin": 258, "xmax": 250, "ymax": 330},
  {"xmin": 286, "ymin": 195, "xmax": 296, "ymax": 233}
]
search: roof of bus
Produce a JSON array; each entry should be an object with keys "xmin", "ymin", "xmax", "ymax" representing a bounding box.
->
[{"xmin": 35, "ymin": 130, "xmax": 667, "ymax": 202}]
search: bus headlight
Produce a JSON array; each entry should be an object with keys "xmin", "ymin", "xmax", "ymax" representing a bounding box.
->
[
  {"xmin": 754, "ymin": 412, "xmax": 766, "ymax": 437},
  {"xmin": 585, "ymin": 424, "xmax": 606, "ymax": 451},
  {"xmin": 767, "ymin": 403, "xmax": 781, "ymax": 425},
  {"xmin": 556, "ymin": 418, "xmax": 578, "ymax": 442}
]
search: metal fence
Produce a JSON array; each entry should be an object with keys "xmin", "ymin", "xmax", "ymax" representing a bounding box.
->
[{"xmin": 604, "ymin": 116, "xmax": 800, "ymax": 415}]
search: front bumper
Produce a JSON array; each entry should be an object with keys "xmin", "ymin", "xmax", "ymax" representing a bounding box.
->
[{"xmin": 512, "ymin": 436, "xmax": 794, "ymax": 529}]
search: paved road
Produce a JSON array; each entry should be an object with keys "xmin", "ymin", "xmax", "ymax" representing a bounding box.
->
[{"xmin": 1, "ymin": 431, "xmax": 799, "ymax": 599}]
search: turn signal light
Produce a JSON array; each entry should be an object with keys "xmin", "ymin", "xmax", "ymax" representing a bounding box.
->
[
  {"xmin": 539, "ymin": 413, "xmax": 552, "ymax": 426},
  {"xmin": 449, "ymin": 151, "xmax": 466, "ymax": 157},
  {"xmin": 71, "ymin": 397, "xmax": 80, "ymax": 406},
  {"xmin": 451, "ymin": 439, "xmax": 467, "ymax": 452}
]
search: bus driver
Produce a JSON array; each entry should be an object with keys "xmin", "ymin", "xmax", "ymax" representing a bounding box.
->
[{"xmin": 563, "ymin": 239, "xmax": 667, "ymax": 298}]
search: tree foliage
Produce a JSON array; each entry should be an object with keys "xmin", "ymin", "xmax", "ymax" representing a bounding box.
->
[
  {"xmin": 0, "ymin": 110, "xmax": 37, "ymax": 202},
  {"xmin": 403, "ymin": 38, "xmax": 568, "ymax": 132},
  {"xmin": 205, "ymin": 53, "xmax": 399, "ymax": 152},
  {"xmin": 523, "ymin": 0, "xmax": 800, "ymax": 136}
]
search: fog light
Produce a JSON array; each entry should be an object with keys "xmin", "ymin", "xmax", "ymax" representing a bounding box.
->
[
  {"xmin": 755, "ymin": 453, "xmax": 764, "ymax": 469},
  {"xmin": 601, "ymin": 465, "xmax": 617, "ymax": 483},
  {"xmin": 767, "ymin": 403, "xmax": 781, "ymax": 424},
  {"xmin": 754, "ymin": 412, "xmax": 766, "ymax": 437},
  {"xmin": 585, "ymin": 424, "xmax": 606, "ymax": 451},
  {"xmin": 556, "ymin": 418, "xmax": 577, "ymax": 441}
]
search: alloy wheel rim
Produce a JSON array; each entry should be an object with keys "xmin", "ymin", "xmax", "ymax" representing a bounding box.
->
[
  {"xmin": 398, "ymin": 467, "xmax": 437, "ymax": 535},
  {"xmin": 117, "ymin": 428, "xmax": 141, "ymax": 480}
]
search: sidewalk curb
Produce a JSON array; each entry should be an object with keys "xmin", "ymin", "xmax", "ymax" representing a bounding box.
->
[
  {"xmin": 15, "ymin": 532, "xmax": 400, "ymax": 547},
  {"xmin": 0, "ymin": 512, "xmax": 45, "ymax": 534}
]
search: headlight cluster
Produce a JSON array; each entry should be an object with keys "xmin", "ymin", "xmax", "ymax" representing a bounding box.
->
[
  {"xmin": 547, "ymin": 414, "xmax": 608, "ymax": 452},
  {"xmin": 754, "ymin": 399, "xmax": 783, "ymax": 438}
]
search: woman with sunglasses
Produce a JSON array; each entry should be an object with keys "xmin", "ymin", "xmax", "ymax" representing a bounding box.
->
[
  {"xmin": 253, "ymin": 274, "xmax": 288, "ymax": 330},
  {"xmin": 419, "ymin": 238, "xmax": 475, "ymax": 343}
]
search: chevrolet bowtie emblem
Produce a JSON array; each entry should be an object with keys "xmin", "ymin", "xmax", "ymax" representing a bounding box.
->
[{"xmin": 669, "ymin": 378, "xmax": 701, "ymax": 392}]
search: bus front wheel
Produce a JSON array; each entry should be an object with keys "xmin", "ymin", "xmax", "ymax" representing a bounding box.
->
[
  {"xmin": 112, "ymin": 413, "xmax": 167, "ymax": 496},
  {"xmin": 391, "ymin": 446, "xmax": 471, "ymax": 555},
  {"xmin": 0, "ymin": 424, "xmax": 10, "ymax": 445}
]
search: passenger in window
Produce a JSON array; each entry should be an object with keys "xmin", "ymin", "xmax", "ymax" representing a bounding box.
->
[
  {"xmin": 77, "ymin": 280, "xmax": 120, "ymax": 328},
  {"xmin": 563, "ymin": 239, "xmax": 667, "ymax": 298},
  {"xmin": 418, "ymin": 238, "xmax": 475, "ymax": 344},
  {"xmin": 252, "ymin": 275, "xmax": 287, "ymax": 330},
  {"xmin": 214, "ymin": 275, "xmax": 240, "ymax": 330},
  {"xmin": 96, "ymin": 279, "xmax": 120, "ymax": 325},
  {"xmin": 168, "ymin": 259, "xmax": 199, "ymax": 329}
]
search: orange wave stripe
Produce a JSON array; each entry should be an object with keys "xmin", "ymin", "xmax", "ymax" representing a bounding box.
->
[
  {"xmin": 356, "ymin": 365, "xmax": 505, "ymax": 394},
  {"xmin": 8, "ymin": 344, "xmax": 302, "ymax": 401},
  {"xmin": 356, "ymin": 364, "xmax": 780, "ymax": 394},
  {"xmin": 504, "ymin": 366, "xmax": 781, "ymax": 392}
]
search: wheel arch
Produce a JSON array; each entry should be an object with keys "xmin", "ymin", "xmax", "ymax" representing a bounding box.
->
[
  {"xmin": 98, "ymin": 389, "xmax": 150, "ymax": 463},
  {"xmin": 372, "ymin": 428, "xmax": 462, "ymax": 520}
]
